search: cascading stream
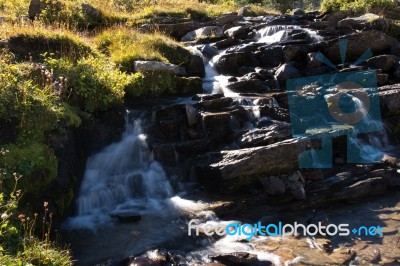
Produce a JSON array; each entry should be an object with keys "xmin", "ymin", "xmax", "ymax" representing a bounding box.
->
[
  {"xmin": 66, "ymin": 112, "xmax": 174, "ymax": 230},
  {"xmin": 65, "ymin": 111, "xmax": 287, "ymax": 265}
]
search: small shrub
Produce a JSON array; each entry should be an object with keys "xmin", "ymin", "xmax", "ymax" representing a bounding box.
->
[
  {"xmin": 45, "ymin": 55, "xmax": 128, "ymax": 112},
  {"xmin": 0, "ymin": 0, "xmax": 29, "ymax": 18},
  {"xmin": 0, "ymin": 58, "xmax": 81, "ymax": 144}
]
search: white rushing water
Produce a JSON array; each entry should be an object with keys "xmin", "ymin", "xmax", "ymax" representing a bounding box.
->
[
  {"xmin": 65, "ymin": 111, "xmax": 297, "ymax": 265},
  {"xmin": 199, "ymin": 25, "xmax": 323, "ymax": 95},
  {"xmin": 66, "ymin": 113, "xmax": 175, "ymax": 230}
]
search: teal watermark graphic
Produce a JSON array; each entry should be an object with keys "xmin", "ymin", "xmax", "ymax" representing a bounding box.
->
[{"xmin": 286, "ymin": 39, "xmax": 383, "ymax": 168}]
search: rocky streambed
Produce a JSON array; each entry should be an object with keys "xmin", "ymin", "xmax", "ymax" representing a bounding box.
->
[{"xmin": 65, "ymin": 9, "xmax": 400, "ymax": 266}]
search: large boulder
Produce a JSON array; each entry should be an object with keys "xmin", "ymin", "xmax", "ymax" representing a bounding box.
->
[
  {"xmin": 365, "ymin": 55, "xmax": 398, "ymax": 72},
  {"xmin": 226, "ymin": 79, "xmax": 267, "ymax": 93},
  {"xmin": 195, "ymin": 138, "xmax": 311, "ymax": 182},
  {"xmin": 213, "ymin": 52, "xmax": 259, "ymax": 75},
  {"xmin": 275, "ymin": 63, "xmax": 300, "ymax": 83},
  {"xmin": 378, "ymin": 84, "xmax": 400, "ymax": 115},
  {"xmin": 186, "ymin": 54, "xmax": 205, "ymax": 78},
  {"xmin": 224, "ymin": 26, "xmax": 248, "ymax": 40},
  {"xmin": 256, "ymin": 46, "xmax": 284, "ymax": 67},
  {"xmin": 292, "ymin": 8, "xmax": 306, "ymax": 16},
  {"xmin": 337, "ymin": 13, "xmax": 380, "ymax": 29},
  {"xmin": 181, "ymin": 26, "xmax": 224, "ymax": 42},
  {"xmin": 239, "ymin": 121, "xmax": 291, "ymax": 147},
  {"xmin": 321, "ymin": 31, "xmax": 398, "ymax": 63}
]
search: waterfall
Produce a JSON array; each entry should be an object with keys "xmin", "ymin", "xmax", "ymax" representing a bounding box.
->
[
  {"xmin": 256, "ymin": 25, "xmax": 323, "ymax": 44},
  {"xmin": 65, "ymin": 112, "xmax": 174, "ymax": 230}
]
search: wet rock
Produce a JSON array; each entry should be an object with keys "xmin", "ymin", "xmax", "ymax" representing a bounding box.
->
[
  {"xmin": 238, "ymin": 66, "xmax": 255, "ymax": 75},
  {"xmin": 255, "ymin": 67, "xmax": 276, "ymax": 80},
  {"xmin": 213, "ymin": 52, "xmax": 259, "ymax": 75},
  {"xmin": 377, "ymin": 73, "xmax": 389, "ymax": 85},
  {"xmin": 287, "ymin": 180, "xmax": 306, "ymax": 200},
  {"xmin": 263, "ymin": 176, "xmax": 286, "ymax": 195},
  {"xmin": 224, "ymin": 26, "xmax": 248, "ymax": 39},
  {"xmin": 337, "ymin": 18, "xmax": 360, "ymax": 29},
  {"xmin": 175, "ymin": 139, "xmax": 210, "ymax": 155},
  {"xmin": 181, "ymin": 26, "xmax": 224, "ymax": 42},
  {"xmin": 186, "ymin": 105, "xmax": 199, "ymax": 126},
  {"xmin": 293, "ymin": 8, "xmax": 306, "ymax": 16},
  {"xmin": 226, "ymin": 43, "xmax": 263, "ymax": 54},
  {"xmin": 307, "ymin": 52, "xmax": 323, "ymax": 67},
  {"xmin": 200, "ymin": 97, "xmax": 234, "ymax": 111},
  {"xmin": 152, "ymin": 144, "xmax": 178, "ymax": 164},
  {"xmin": 322, "ymin": 31, "xmax": 398, "ymax": 63},
  {"xmin": 333, "ymin": 177, "xmax": 388, "ymax": 200},
  {"xmin": 256, "ymin": 46, "xmax": 284, "ymax": 67},
  {"xmin": 134, "ymin": 61, "xmax": 181, "ymax": 75},
  {"xmin": 365, "ymin": 55, "xmax": 398, "ymax": 72},
  {"xmin": 211, "ymin": 252, "xmax": 266, "ymax": 265},
  {"xmin": 200, "ymin": 44, "xmax": 219, "ymax": 59},
  {"xmin": 391, "ymin": 44, "xmax": 400, "ymax": 56},
  {"xmin": 378, "ymin": 85, "xmax": 400, "ymax": 114},
  {"xmin": 202, "ymin": 112, "xmax": 231, "ymax": 141},
  {"xmin": 109, "ymin": 211, "xmax": 141, "ymax": 223},
  {"xmin": 367, "ymin": 168, "xmax": 400, "ymax": 187},
  {"xmin": 282, "ymin": 44, "xmax": 309, "ymax": 62},
  {"xmin": 193, "ymin": 94, "xmax": 224, "ymax": 101},
  {"xmin": 239, "ymin": 121, "xmax": 291, "ymax": 147},
  {"xmin": 176, "ymin": 77, "xmax": 203, "ymax": 95},
  {"xmin": 259, "ymin": 105, "xmax": 290, "ymax": 122},
  {"xmin": 212, "ymin": 38, "xmax": 242, "ymax": 50},
  {"xmin": 309, "ymin": 21, "xmax": 336, "ymax": 30},
  {"xmin": 206, "ymin": 138, "xmax": 312, "ymax": 180},
  {"xmin": 394, "ymin": 65, "xmax": 400, "ymax": 81},
  {"xmin": 227, "ymin": 79, "xmax": 266, "ymax": 93},
  {"xmin": 275, "ymin": 63, "xmax": 300, "ymax": 83},
  {"xmin": 187, "ymin": 54, "xmax": 205, "ymax": 78}
]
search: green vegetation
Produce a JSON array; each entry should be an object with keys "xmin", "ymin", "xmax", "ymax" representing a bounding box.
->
[
  {"xmin": 0, "ymin": 149, "xmax": 72, "ymax": 265},
  {"xmin": 95, "ymin": 27, "xmax": 191, "ymax": 72},
  {"xmin": 0, "ymin": 25, "xmax": 94, "ymax": 61},
  {"xmin": 320, "ymin": 0, "xmax": 395, "ymax": 13},
  {"xmin": 45, "ymin": 55, "xmax": 128, "ymax": 112}
]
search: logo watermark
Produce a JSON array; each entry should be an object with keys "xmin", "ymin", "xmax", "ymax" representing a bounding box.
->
[
  {"xmin": 286, "ymin": 39, "xmax": 383, "ymax": 168},
  {"xmin": 188, "ymin": 220, "xmax": 384, "ymax": 241}
]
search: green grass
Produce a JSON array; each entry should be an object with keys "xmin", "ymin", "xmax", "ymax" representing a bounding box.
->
[
  {"xmin": 0, "ymin": 24, "xmax": 94, "ymax": 61},
  {"xmin": 95, "ymin": 27, "xmax": 191, "ymax": 72},
  {"xmin": 45, "ymin": 55, "xmax": 128, "ymax": 112}
]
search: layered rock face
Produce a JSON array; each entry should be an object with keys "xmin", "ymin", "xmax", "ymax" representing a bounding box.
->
[{"xmin": 136, "ymin": 9, "xmax": 400, "ymax": 205}]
